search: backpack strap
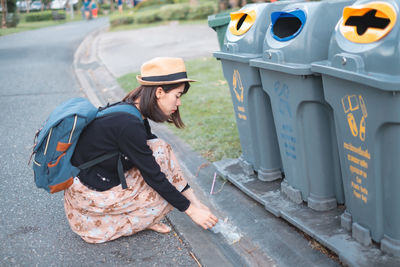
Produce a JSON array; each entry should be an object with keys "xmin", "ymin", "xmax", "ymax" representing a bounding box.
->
[
  {"xmin": 77, "ymin": 102, "xmax": 143, "ymax": 190},
  {"xmin": 97, "ymin": 102, "xmax": 143, "ymax": 122},
  {"xmin": 77, "ymin": 152, "xmax": 128, "ymax": 189},
  {"xmin": 116, "ymin": 156, "xmax": 127, "ymax": 189},
  {"xmin": 77, "ymin": 152, "xmax": 119, "ymax": 170}
]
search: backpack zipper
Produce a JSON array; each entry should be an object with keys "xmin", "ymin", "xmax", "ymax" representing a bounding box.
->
[
  {"xmin": 68, "ymin": 115, "xmax": 78, "ymax": 143},
  {"xmin": 44, "ymin": 128, "xmax": 53, "ymax": 155}
]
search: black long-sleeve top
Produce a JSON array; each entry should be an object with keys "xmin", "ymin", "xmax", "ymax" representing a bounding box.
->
[{"xmin": 71, "ymin": 112, "xmax": 190, "ymax": 212}]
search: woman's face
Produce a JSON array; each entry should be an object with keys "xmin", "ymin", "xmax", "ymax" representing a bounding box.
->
[{"xmin": 156, "ymin": 84, "xmax": 185, "ymax": 116}]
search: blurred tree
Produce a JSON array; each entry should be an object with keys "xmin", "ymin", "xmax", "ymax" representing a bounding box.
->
[
  {"xmin": 218, "ymin": 0, "xmax": 228, "ymax": 11},
  {"xmin": 41, "ymin": 0, "xmax": 51, "ymax": 10},
  {"xmin": 7, "ymin": 0, "xmax": 16, "ymax": 12},
  {"xmin": 25, "ymin": 0, "xmax": 31, "ymax": 13},
  {"xmin": 1, "ymin": 0, "xmax": 16, "ymax": 28},
  {"xmin": 1, "ymin": 0, "xmax": 6, "ymax": 28},
  {"xmin": 219, "ymin": 0, "xmax": 249, "ymax": 10}
]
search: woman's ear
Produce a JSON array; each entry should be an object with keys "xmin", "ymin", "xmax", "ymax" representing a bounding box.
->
[{"xmin": 155, "ymin": 87, "xmax": 164, "ymax": 99}]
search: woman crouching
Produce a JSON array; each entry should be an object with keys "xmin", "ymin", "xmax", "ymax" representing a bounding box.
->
[{"xmin": 64, "ymin": 57, "xmax": 218, "ymax": 243}]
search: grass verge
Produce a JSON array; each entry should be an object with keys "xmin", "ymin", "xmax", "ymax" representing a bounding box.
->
[
  {"xmin": 110, "ymin": 19, "xmax": 208, "ymax": 32},
  {"xmin": 109, "ymin": 20, "xmax": 166, "ymax": 31},
  {"xmin": 117, "ymin": 57, "xmax": 241, "ymax": 162}
]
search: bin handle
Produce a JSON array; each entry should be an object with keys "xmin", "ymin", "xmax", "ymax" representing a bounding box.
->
[
  {"xmin": 340, "ymin": 2, "xmax": 397, "ymax": 43},
  {"xmin": 229, "ymin": 9, "xmax": 257, "ymax": 36}
]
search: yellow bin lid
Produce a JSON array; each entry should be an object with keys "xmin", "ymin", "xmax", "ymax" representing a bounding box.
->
[
  {"xmin": 340, "ymin": 2, "xmax": 397, "ymax": 43},
  {"xmin": 229, "ymin": 8, "xmax": 257, "ymax": 36}
]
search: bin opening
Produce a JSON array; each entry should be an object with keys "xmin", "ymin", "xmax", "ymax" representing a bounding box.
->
[
  {"xmin": 340, "ymin": 2, "xmax": 397, "ymax": 43},
  {"xmin": 273, "ymin": 17, "xmax": 302, "ymax": 38},
  {"xmin": 237, "ymin": 14, "xmax": 248, "ymax": 31},
  {"xmin": 229, "ymin": 9, "xmax": 257, "ymax": 36},
  {"xmin": 271, "ymin": 9, "xmax": 306, "ymax": 41},
  {"xmin": 345, "ymin": 9, "xmax": 390, "ymax": 35}
]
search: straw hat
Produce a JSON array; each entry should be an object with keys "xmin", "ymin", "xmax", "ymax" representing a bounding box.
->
[{"xmin": 136, "ymin": 57, "xmax": 197, "ymax": 86}]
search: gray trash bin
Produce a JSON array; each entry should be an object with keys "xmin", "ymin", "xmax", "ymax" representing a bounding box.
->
[
  {"xmin": 214, "ymin": 2, "xmax": 295, "ymax": 181},
  {"xmin": 250, "ymin": 0, "xmax": 354, "ymax": 211},
  {"xmin": 311, "ymin": 0, "xmax": 400, "ymax": 255}
]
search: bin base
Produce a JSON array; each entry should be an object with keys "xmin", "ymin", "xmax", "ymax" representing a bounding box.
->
[
  {"xmin": 307, "ymin": 195, "xmax": 337, "ymax": 211},
  {"xmin": 238, "ymin": 155, "xmax": 254, "ymax": 176},
  {"xmin": 214, "ymin": 158, "xmax": 400, "ymax": 266},
  {"xmin": 281, "ymin": 180, "xmax": 302, "ymax": 204},
  {"xmin": 214, "ymin": 158, "xmax": 281, "ymax": 214},
  {"xmin": 340, "ymin": 211, "xmax": 352, "ymax": 231},
  {"xmin": 352, "ymin": 222, "xmax": 372, "ymax": 246},
  {"xmin": 257, "ymin": 167, "xmax": 282, "ymax": 182},
  {"xmin": 381, "ymin": 235, "xmax": 400, "ymax": 257}
]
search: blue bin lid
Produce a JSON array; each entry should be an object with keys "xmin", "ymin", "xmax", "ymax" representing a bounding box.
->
[
  {"xmin": 250, "ymin": 0, "xmax": 355, "ymax": 75},
  {"xmin": 271, "ymin": 9, "xmax": 306, "ymax": 41}
]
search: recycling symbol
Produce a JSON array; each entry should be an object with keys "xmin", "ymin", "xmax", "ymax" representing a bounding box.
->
[{"xmin": 232, "ymin": 70, "xmax": 244, "ymax": 103}]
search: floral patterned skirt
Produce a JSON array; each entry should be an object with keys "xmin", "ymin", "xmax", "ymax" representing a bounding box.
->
[{"xmin": 64, "ymin": 139, "xmax": 188, "ymax": 243}]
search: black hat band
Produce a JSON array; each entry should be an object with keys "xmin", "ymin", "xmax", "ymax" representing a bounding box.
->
[{"xmin": 142, "ymin": 72, "xmax": 188, "ymax": 82}]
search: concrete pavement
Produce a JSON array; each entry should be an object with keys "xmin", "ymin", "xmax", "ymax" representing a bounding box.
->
[
  {"xmin": 74, "ymin": 21, "xmax": 342, "ymax": 267},
  {"xmin": 98, "ymin": 22, "xmax": 220, "ymax": 78}
]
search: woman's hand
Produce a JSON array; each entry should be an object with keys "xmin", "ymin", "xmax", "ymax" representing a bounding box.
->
[
  {"xmin": 181, "ymin": 188, "xmax": 218, "ymax": 229},
  {"xmin": 185, "ymin": 204, "xmax": 218, "ymax": 230}
]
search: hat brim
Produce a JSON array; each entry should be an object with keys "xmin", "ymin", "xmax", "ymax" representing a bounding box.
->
[{"xmin": 136, "ymin": 75, "xmax": 197, "ymax": 86}]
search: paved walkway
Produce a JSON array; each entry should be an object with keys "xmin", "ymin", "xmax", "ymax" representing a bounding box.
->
[{"xmin": 98, "ymin": 22, "xmax": 219, "ymax": 77}]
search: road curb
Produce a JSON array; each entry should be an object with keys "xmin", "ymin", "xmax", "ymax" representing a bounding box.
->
[{"xmin": 73, "ymin": 24, "xmax": 126, "ymax": 108}]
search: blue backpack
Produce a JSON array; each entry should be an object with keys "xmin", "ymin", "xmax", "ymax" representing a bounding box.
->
[{"xmin": 31, "ymin": 98, "xmax": 142, "ymax": 193}]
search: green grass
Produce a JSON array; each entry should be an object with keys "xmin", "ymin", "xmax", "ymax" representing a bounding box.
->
[
  {"xmin": 117, "ymin": 57, "xmax": 241, "ymax": 162},
  {"xmin": 0, "ymin": 11, "xmax": 83, "ymax": 36},
  {"xmin": 179, "ymin": 19, "xmax": 207, "ymax": 25},
  {"xmin": 109, "ymin": 20, "xmax": 167, "ymax": 31},
  {"xmin": 117, "ymin": 70, "xmax": 141, "ymax": 92},
  {"xmin": 110, "ymin": 18, "xmax": 207, "ymax": 32}
]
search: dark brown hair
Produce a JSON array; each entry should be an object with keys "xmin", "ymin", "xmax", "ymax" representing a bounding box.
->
[{"xmin": 122, "ymin": 82, "xmax": 190, "ymax": 128}]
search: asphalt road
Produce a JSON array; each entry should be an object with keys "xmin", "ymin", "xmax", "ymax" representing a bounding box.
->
[{"xmin": 0, "ymin": 19, "xmax": 197, "ymax": 266}]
